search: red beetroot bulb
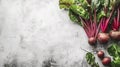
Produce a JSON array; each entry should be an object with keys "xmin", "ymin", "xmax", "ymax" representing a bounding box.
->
[
  {"xmin": 97, "ymin": 50, "xmax": 104, "ymax": 59},
  {"xmin": 88, "ymin": 37, "xmax": 97, "ymax": 45},
  {"xmin": 98, "ymin": 33, "xmax": 110, "ymax": 44},
  {"xmin": 109, "ymin": 30, "xmax": 120, "ymax": 41},
  {"xmin": 102, "ymin": 57, "xmax": 111, "ymax": 66}
]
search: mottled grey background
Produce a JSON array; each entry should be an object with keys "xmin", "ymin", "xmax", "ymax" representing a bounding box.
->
[{"xmin": 0, "ymin": 0, "xmax": 105, "ymax": 67}]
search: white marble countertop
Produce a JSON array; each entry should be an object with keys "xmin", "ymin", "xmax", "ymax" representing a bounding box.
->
[{"xmin": 0, "ymin": 0, "xmax": 106, "ymax": 67}]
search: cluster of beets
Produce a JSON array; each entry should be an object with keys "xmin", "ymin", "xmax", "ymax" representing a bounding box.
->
[
  {"xmin": 86, "ymin": 8, "xmax": 120, "ymax": 66},
  {"xmin": 88, "ymin": 29, "xmax": 120, "ymax": 45},
  {"xmin": 88, "ymin": 8, "xmax": 120, "ymax": 45},
  {"xmin": 97, "ymin": 50, "xmax": 111, "ymax": 66}
]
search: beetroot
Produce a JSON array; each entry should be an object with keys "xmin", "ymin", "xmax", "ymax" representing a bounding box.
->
[
  {"xmin": 110, "ymin": 9, "xmax": 120, "ymax": 41},
  {"xmin": 79, "ymin": 17, "xmax": 99, "ymax": 46},
  {"xmin": 102, "ymin": 57, "xmax": 111, "ymax": 66},
  {"xmin": 97, "ymin": 50, "xmax": 104, "ymax": 59},
  {"xmin": 98, "ymin": 33, "xmax": 110, "ymax": 44},
  {"xmin": 88, "ymin": 37, "xmax": 97, "ymax": 45},
  {"xmin": 98, "ymin": 6, "xmax": 115, "ymax": 44},
  {"xmin": 110, "ymin": 30, "xmax": 120, "ymax": 41}
]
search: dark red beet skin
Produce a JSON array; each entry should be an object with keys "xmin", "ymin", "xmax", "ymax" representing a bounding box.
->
[
  {"xmin": 102, "ymin": 57, "xmax": 111, "ymax": 66},
  {"xmin": 109, "ymin": 30, "xmax": 120, "ymax": 41},
  {"xmin": 88, "ymin": 37, "xmax": 96, "ymax": 45},
  {"xmin": 98, "ymin": 33, "xmax": 110, "ymax": 44},
  {"xmin": 97, "ymin": 50, "xmax": 104, "ymax": 59}
]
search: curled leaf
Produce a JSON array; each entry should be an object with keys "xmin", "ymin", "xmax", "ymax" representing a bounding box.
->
[{"xmin": 86, "ymin": 52, "xmax": 99, "ymax": 67}]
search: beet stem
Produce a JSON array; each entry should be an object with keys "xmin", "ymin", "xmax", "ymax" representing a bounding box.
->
[{"xmin": 117, "ymin": 9, "xmax": 119, "ymax": 22}]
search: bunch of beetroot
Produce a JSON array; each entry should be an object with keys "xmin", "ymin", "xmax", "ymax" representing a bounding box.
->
[
  {"xmin": 110, "ymin": 8, "xmax": 120, "ymax": 41},
  {"xmin": 59, "ymin": 0, "xmax": 120, "ymax": 66},
  {"xmin": 97, "ymin": 50, "xmax": 111, "ymax": 66},
  {"xmin": 88, "ymin": 0, "xmax": 120, "ymax": 45},
  {"xmin": 77, "ymin": 0, "xmax": 120, "ymax": 45},
  {"xmin": 59, "ymin": 0, "xmax": 120, "ymax": 46},
  {"xmin": 98, "ymin": 1, "xmax": 120, "ymax": 44}
]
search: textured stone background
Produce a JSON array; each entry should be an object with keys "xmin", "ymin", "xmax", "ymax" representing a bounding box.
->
[{"xmin": 0, "ymin": 0, "xmax": 105, "ymax": 67}]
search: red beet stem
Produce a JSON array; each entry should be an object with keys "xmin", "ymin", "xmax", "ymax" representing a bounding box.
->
[
  {"xmin": 112, "ymin": 9, "xmax": 120, "ymax": 31},
  {"xmin": 117, "ymin": 9, "xmax": 119, "ymax": 23},
  {"xmin": 79, "ymin": 16, "xmax": 98, "ymax": 38},
  {"xmin": 100, "ymin": 9, "xmax": 114, "ymax": 33}
]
